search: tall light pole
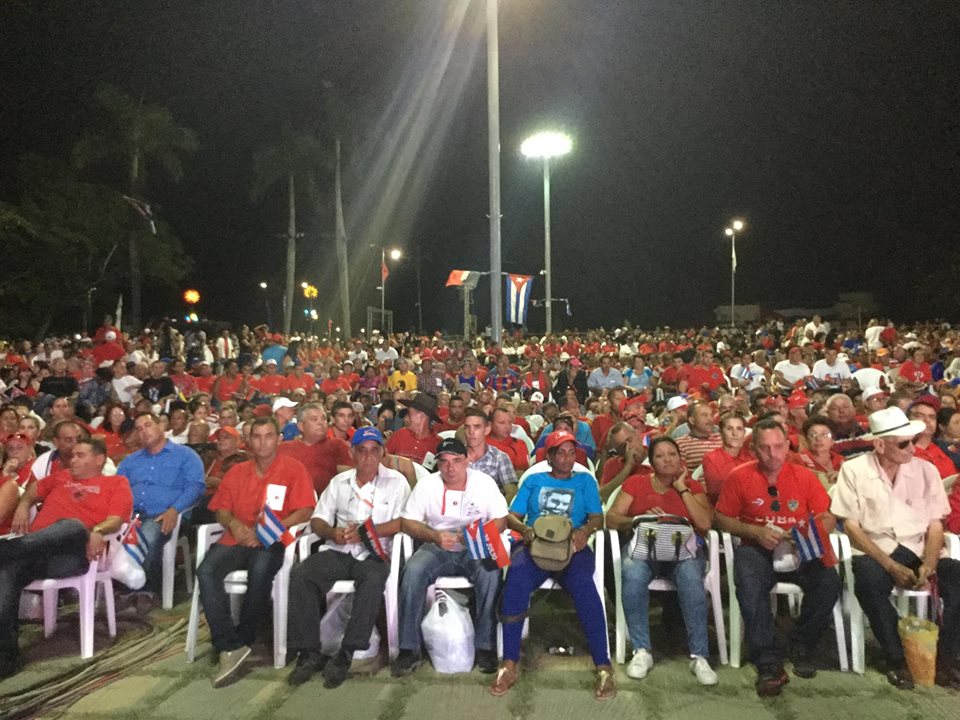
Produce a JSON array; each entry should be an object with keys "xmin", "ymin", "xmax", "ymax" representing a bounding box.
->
[
  {"xmin": 487, "ymin": 0, "xmax": 502, "ymax": 343},
  {"xmin": 521, "ymin": 131, "xmax": 572, "ymax": 335},
  {"xmin": 724, "ymin": 219, "xmax": 745, "ymax": 327},
  {"xmin": 259, "ymin": 281, "xmax": 272, "ymax": 327},
  {"xmin": 380, "ymin": 247, "xmax": 402, "ymax": 329}
]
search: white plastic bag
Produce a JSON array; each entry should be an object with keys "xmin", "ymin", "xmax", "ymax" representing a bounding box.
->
[
  {"xmin": 319, "ymin": 593, "xmax": 380, "ymax": 660},
  {"xmin": 421, "ymin": 589, "xmax": 474, "ymax": 673}
]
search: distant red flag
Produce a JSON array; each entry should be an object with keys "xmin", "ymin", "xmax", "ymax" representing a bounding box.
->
[
  {"xmin": 446, "ymin": 270, "xmax": 478, "ymax": 287},
  {"xmin": 381, "ymin": 261, "xmax": 390, "ymax": 283}
]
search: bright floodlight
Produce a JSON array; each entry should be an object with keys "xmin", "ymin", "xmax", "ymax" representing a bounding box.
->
[
  {"xmin": 732, "ymin": 219, "xmax": 744, "ymax": 231},
  {"xmin": 521, "ymin": 131, "xmax": 573, "ymax": 159},
  {"xmin": 389, "ymin": 248, "xmax": 402, "ymax": 261},
  {"xmin": 259, "ymin": 281, "xmax": 268, "ymax": 289},
  {"xmin": 725, "ymin": 228, "xmax": 734, "ymax": 237}
]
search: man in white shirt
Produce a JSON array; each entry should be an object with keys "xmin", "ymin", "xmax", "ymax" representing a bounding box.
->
[
  {"xmin": 286, "ymin": 427, "xmax": 410, "ymax": 688},
  {"xmin": 803, "ymin": 315, "xmax": 827, "ymax": 340},
  {"xmin": 392, "ymin": 438, "xmax": 508, "ymax": 677},
  {"xmin": 730, "ymin": 350, "xmax": 766, "ymax": 392},
  {"xmin": 811, "ymin": 348, "xmax": 852, "ymax": 386},
  {"xmin": 773, "ymin": 347, "xmax": 811, "ymax": 388}
]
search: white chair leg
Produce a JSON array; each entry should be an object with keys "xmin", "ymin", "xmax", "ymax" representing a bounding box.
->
[
  {"xmin": 79, "ymin": 577, "xmax": 95, "ymax": 659},
  {"xmin": 103, "ymin": 577, "xmax": 117, "ymax": 638},
  {"xmin": 185, "ymin": 584, "xmax": 202, "ymax": 663},
  {"xmin": 832, "ymin": 599, "xmax": 848, "ymax": 672},
  {"xmin": 180, "ymin": 537, "xmax": 194, "ymax": 595},
  {"xmin": 611, "ymin": 531, "xmax": 627, "ymax": 664},
  {"xmin": 273, "ymin": 576, "xmax": 288, "ymax": 669},
  {"xmin": 42, "ymin": 588, "xmax": 58, "ymax": 638},
  {"xmin": 710, "ymin": 586, "xmax": 728, "ymax": 665},
  {"xmin": 723, "ymin": 534, "xmax": 742, "ymax": 668}
]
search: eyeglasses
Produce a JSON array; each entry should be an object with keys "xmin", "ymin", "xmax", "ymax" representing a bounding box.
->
[
  {"xmin": 895, "ymin": 436, "xmax": 918, "ymax": 450},
  {"xmin": 808, "ymin": 431, "xmax": 832, "ymax": 440},
  {"xmin": 768, "ymin": 485, "xmax": 780, "ymax": 512}
]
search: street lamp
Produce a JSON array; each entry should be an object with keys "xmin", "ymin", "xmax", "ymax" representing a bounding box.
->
[
  {"xmin": 380, "ymin": 247, "xmax": 402, "ymax": 329},
  {"xmin": 521, "ymin": 131, "xmax": 572, "ymax": 335},
  {"xmin": 258, "ymin": 281, "xmax": 272, "ymax": 327},
  {"xmin": 487, "ymin": 0, "xmax": 502, "ymax": 343},
  {"xmin": 724, "ymin": 219, "xmax": 746, "ymax": 327}
]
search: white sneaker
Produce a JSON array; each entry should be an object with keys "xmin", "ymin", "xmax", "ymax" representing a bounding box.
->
[
  {"xmin": 626, "ymin": 648, "xmax": 654, "ymax": 679},
  {"xmin": 689, "ymin": 655, "xmax": 718, "ymax": 686}
]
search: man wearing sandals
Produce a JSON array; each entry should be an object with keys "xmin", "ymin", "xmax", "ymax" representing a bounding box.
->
[{"xmin": 0, "ymin": 438, "xmax": 132, "ymax": 677}]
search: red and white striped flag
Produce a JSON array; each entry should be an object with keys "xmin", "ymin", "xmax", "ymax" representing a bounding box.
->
[{"xmin": 445, "ymin": 270, "xmax": 479, "ymax": 288}]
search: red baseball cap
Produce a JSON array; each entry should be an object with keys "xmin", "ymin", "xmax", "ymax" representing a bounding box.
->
[
  {"xmin": 4, "ymin": 432, "xmax": 32, "ymax": 447},
  {"xmin": 213, "ymin": 426, "xmax": 241, "ymax": 440},
  {"xmin": 545, "ymin": 430, "xmax": 577, "ymax": 450}
]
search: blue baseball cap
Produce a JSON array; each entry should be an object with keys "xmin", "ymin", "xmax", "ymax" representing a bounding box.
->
[{"xmin": 351, "ymin": 426, "xmax": 385, "ymax": 447}]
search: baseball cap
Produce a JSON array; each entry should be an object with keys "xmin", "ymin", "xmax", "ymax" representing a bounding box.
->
[
  {"xmin": 666, "ymin": 396, "xmax": 688, "ymax": 412},
  {"xmin": 861, "ymin": 387, "xmax": 888, "ymax": 402},
  {"xmin": 435, "ymin": 437, "xmax": 467, "ymax": 457},
  {"xmin": 351, "ymin": 426, "xmax": 385, "ymax": 446},
  {"xmin": 272, "ymin": 397, "xmax": 299, "ymax": 412},
  {"xmin": 265, "ymin": 359, "xmax": 278, "ymax": 366},
  {"xmin": 530, "ymin": 391, "xmax": 544, "ymax": 403},
  {"xmin": 4, "ymin": 432, "xmax": 32, "ymax": 447},
  {"xmin": 213, "ymin": 426, "xmax": 241, "ymax": 441},
  {"xmin": 545, "ymin": 430, "xmax": 577, "ymax": 450}
]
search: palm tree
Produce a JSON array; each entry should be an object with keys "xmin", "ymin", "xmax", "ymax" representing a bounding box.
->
[
  {"xmin": 73, "ymin": 84, "xmax": 197, "ymax": 331},
  {"xmin": 251, "ymin": 127, "xmax": 327, "ymax": 336}
]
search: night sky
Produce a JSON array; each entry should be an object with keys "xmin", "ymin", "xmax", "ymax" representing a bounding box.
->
[{"xmin": 2, "ymin": 1, "xmax": 959, "ymax": 334}]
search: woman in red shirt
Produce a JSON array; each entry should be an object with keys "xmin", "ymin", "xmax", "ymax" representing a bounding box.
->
[
  {"xmin": 0, "ymin": 432, "xmax": 36, "ymax": 533},
  {"xmin": 701, "ymin": 413, "xmax": 754, "ymax": 504},
  {"xmin": 95, "ymin": 403, "xmax": 129, "ymax": 462},
  {"xmin": 605, "ymin": 436, "xmax": 717, "ymax": 685},
  {"xmin": 796, "ymin": 416, "xmax": 844, "ymax": 488}
]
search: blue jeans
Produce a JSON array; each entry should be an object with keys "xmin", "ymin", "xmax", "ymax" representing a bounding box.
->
[
  {"xmin": 398, "ymin": 543, "xmax": 501, "ymax": 653},
  {"xmin": 621, "ymin": 550, "xmax": 709, "ymax": 657},
  {"xmin": 197, "ymin": 542, "xmax": 285, "ymax": 652},
  {"xmin": 0, "ymin": 519, "xmax": 90, "ymax": 658},
  {"xmin": 136, "ymin": 516, "xmax": 171, "ymax": 595},
  {"xmin": 734, "ymin": 544, "xmax": 841, "ymax": 668},
  {"xmin": 501, "ymin": 545, "xmax": 609, "ymax": 666}
]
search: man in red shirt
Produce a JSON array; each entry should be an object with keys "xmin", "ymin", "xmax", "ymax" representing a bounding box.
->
[
  {"xmin": 278, "ymin": 403, "xmax": 352, "ymax": 494},
  {"xmin": 434, "ymin": 395, "xmax": 466, "ymax": 433},
  {"xmin": 1, "ymin": 438, "xmax": 132, "ymax": 676},
  {"xmin": 715, "ymin": 420, "xmax": 841, "ymax": 697},
  {"xmin": 319, "ymin": 365, "xmax": 352, "ymax": 396},
  {"xmin": 254, "ymin": 359, "xmax": 287, "ymax": 396},
  {"xmin": 909, "ymin": 398, "xmax": 959, "ymax": 481},
  {"xmin": 199, "ymin": 417, "xmax": 315, "ymax": 687},
  {"xmin": 386, "ymin": 394, "xmax": 442, "ymax": 465},
  {"xmin": 327, "ymin": 401, "xmax": 356, "ymax": 443},
  {"xmin": 486, "ymin": 407, "xmax": 530, "ymax": 472}
]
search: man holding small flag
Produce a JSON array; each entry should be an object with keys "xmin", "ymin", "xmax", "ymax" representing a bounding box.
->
[
  {"xmin": 286, "ymin": 427, "xmax": 410, "ymax": 688},
  {"xmin": 198, "ymin": 416, "xmax": 315, "ymax": 688}
]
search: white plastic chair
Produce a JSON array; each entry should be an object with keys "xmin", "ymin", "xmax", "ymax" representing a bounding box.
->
[
  {"xmin": 843, "ymin": 531, "xmax": 960, "ymax": 674},
  {"xmin": 161, "ymin": 513, "xmax": 194, "ymax": 609},
  {"xmin": 518, "ymin": 460, "xmax": 594, "ymax": 486},
  {"xmin": 610, "ymin": 527, "xmax": 728, "ymax": 665},
  {"xmin": 723, "ymin": 531, "xmax": 847, "ymax": 671},
  {"xmin": 295, "ymin": 530, "xmax": 409, "ymax": 660},
  {"xmin": 411, "ymin": 462, "xmax": 432, "ymax": 484},
  {"xmin": 22, "ymin": 529, "xmax": 122, "ymax": 659},
  {"xmin": 185, "ymin": 521, "xmax": 307, "ymax": 669}
]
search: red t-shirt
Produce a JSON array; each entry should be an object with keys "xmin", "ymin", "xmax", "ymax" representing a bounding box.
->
[
  {"xmin": 486, "ymin": 436, "xmax": 530, "ymax": 472},
  {"xmin": 622, "ymin": 474, "xmax": 706, "ymax": 518},
  {"xmin": 195, "ymin": 375, "xmax": 216, "ymax": 394},
  {"xmin": 386, "ymin": 428, "xmax": 441, "ymax": 464},
  {"xmin": 601, "ymin": 456, "xmax": 653, "ymax": 486},
  {"xmin": 914, "ymin": 443, "xmax": 958, "ymax": 480},
  {"xmin": 277, "ymin": 437, "xmax": 353, "ymax": 494},
  {"xmin": 208, "ymin": 454, "xmax": 316, "ymax": 546},
  {"xmin": 255, "ymin": 374, "xmax": 288, "ymax": 396},
  {"xmin": 701, "ymin": 445, "xmax": 755, "ymax": 503},
  {"xmin": 591, "ymin": 414, "xmax": 616, "ymax": 448},
  {"xmin": 715, "ymin": 460, "xmax": 829, "ymax": 540},
  {"xmin": 286, "ymin": 373, "xmax": 317, "ymax": 394},
  {"xmin": 215, "ymin": 375, "xmax": 245, "ymax": 402},
  {"xmin": 898, "ymin": 361, "xmax": 931, "ymax": 384},
  {"xmin": 320, "ymin": 377, "xmax": 352, "ymax": 395},
  {"xmin": 32, "ymin": 470, "xmax": 133, "ymax": 532},
  {"xmin": 92, "ymin": 342, "xmax": 125, "ymax": 367}
]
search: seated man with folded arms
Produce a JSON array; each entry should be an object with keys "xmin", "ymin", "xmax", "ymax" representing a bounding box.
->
[
  {"xmin": 391, "ymin": 438, "xmax": 508, "ymax": 677},
  {"xmin": 0, "ymin": 438, "xmax": 132, "ymax": 677},
  {"xmin": 286, "ymin": 427, "xmax": 409, "ymax": 688},
  {"xmin": 831, "ymin": 407, "xmax": 960, "ymax": 690},
  {"xmin": 198, "ymin": 417, "xmax": 315, "ymax": 688}
]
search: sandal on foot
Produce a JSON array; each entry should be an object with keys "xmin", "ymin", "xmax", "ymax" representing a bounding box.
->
[
  {"xmin": 594, "ymin": 667, "xmax": 617, "ymax": 701},
  {"xmin": 490, "ymin": 666, "xmax": 519, "ymax": 697}
]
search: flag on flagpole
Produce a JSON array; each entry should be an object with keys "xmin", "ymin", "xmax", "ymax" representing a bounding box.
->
[
  {"xmin": 115, "ymin": 294, "xmax": 123, "ymax": 332},
  {"xmin": 462, "ymin": 519, "xmax": 510, "ymax": 568},
  {"xmin": 790, "ymin": 513, "xmax": 838, "ymax": 568},
  {"xmin": 381, "ymin": 261, "xmax": 390, "ymax": 283},
  {"xmin": 358, "ymin": 518, "xmax": 389, "ymax": 562},
  {"xmin": 445, "ymin": 270, "xmax": 480, "ymax": 290},
  {"xmin": 505, "ymin": 274, "xmax": 534, "ymax": 326},
  {"xmin": 732, "ymin": 244, "xmax": 737, "ymax": 273},
  {"xmin": 256, "ymin": 505, "xmax": 295, "ymax": 547}
]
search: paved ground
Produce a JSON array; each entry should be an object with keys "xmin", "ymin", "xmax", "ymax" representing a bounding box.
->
[{"xmin": 3, "ymin": 589, "xmax": 960, "ymax": 719}]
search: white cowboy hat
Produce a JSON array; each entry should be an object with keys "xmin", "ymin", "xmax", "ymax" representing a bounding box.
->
[{"xmin": 863, "ymin": 406, "xmax": 925, "ymax": 440}]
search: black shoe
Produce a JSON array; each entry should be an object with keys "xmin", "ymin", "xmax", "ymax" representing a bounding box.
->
[
  {"xmin": 936, "ymin": 665, "xmax": 960, "ymax": 691},
  {"xmin": 756, "ymin": 663, "xmax": 789, "ymax": 697},
  {"xmin": 0, "ymin": 653, "xmax": 23, "ymax": 680},
  {"xmin": 288, "ymin": 650, "xmax": 327, "ymax": 686},
  {"xmin": 323, "ymin": 649, "xmax": 352, "ymax": 689},
  {"xmin": 790, "ymin": 644, "xmax": 817, "ymax": 679},
  {"xmin": 475, "ymin": 649, "xmax": 498, "ymax": 674},
  {"xmin": 886, "ymin": 664, "xmax": 914, "ymax": 690},
  {"xmin": 391, "ymin": 650, "xmax": 423, "ymax": 677}
]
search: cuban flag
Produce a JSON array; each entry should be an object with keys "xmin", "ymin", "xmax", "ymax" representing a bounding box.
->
[
  {"xmin": 505, "ymin": 274, "xmax": 533, "ymax": 326},
  {"xmin": 123, "ymin": 516, "xmax": 149, "ymax": 565},
  {"xmin": 463, "ymin": 519, "xmax": 510, "ymax": 569},
  {"xmin": 790, "ymin": 513, "xmax": 838, "ymax": 568},
  {"xmin": 256, "ymin": 505, "xmax": 295, "ymax": 548},
  {"xmin": 358, "ymin": 517, "xmax": 389, "ymax": 562}
]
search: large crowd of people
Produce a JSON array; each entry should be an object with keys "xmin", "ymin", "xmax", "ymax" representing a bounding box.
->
[{"xmin": 2, "ymin": 313, "xmax": 960, "ymax": 699}]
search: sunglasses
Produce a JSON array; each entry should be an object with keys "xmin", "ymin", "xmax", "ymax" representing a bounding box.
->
[
  {"xmin": 895, "ymin": 436, "xmax": 918, "ymax": 450},
  {"xmin": 768, "ymin": 485, "xmax": 780, "ymax": 512}
]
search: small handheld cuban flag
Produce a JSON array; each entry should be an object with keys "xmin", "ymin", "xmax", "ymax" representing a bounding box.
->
[
  {"xmin": 790, "ymin": 513, "xmax": 838, "ymax": 568},
  {"xmin": 123, "ymin": 515, "xmax": 149, "ymax": 565},
  {"xmin": 358, "ymin": 517, "xmax": 389, "ymax": 562},
  {"xmin": 463, "ymin": 519, "xmax": 510, "ymax": 569},
  {"xmin": 505, "ymin": 274, "xmax": 533, "ymax": 326},
  {"xmin": 256, "ymin": 505, "xmax": 295, "ymax": 548}
]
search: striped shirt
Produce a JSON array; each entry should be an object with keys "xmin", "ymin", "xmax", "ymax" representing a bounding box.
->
[
  {"xmin": 469, "ymin": 444, "xmax": 518, "ymax": 490},
  {"xmin": 676, "ymin": 433, "xmax": 724, "ymax": 471}
]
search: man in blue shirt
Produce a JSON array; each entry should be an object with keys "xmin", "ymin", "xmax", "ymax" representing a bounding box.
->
[
  {"xmin": 117, "ymin": 411, "xmax": 205, "ymax": 602},
  {"xmin": 587, "ymin": 355, "xmax": 625, "ymax": 394}
]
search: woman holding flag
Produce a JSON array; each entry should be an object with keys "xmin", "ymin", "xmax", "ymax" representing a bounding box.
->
[{"xmin": 491, "ymin": 430, "xmax": 613, "ymax": 701}]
